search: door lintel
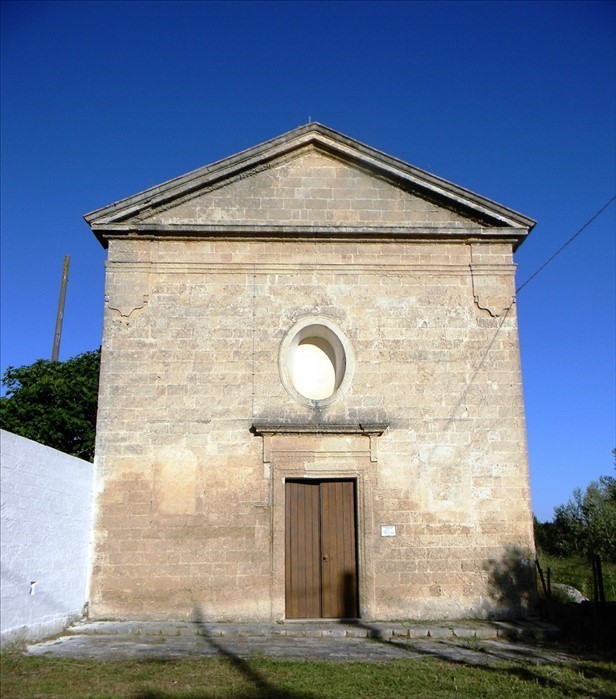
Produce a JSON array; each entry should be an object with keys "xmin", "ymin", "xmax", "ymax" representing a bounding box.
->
[
  {"xmin": 251, "ymin": 422, "xmax": 388, "ymax": 466},
  {"xmin": 251, "ymin": 422, "xmax": 388, "ymax": 436}
]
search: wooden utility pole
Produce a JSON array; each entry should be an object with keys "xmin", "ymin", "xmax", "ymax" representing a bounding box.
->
[{"xmin": 51, "ymin": 255, "xmax": 70, "ymax": 361}]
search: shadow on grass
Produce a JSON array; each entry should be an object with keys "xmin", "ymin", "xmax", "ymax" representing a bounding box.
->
[
  {"xmin": 332, "ymin": 545, "xmax": 615, "ymax": 699},
  {"xmin": 132, "ymin": 608, "xmax": 316, "ymax": 699},
  {"xmin": 337, "ymin": 617, "xmax": 615, "ymax": 698},
  {"xmin": 487, "ymin": 545, "xmax": 616, "ymax": 654},
  {"xmin": 128, "ymin": 547, "xmax": 615, "ymax": 699}
]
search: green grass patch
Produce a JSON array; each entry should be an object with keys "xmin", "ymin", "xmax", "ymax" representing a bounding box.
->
[
  {"xmin": 536, "ymin": 550, "xmax": 616, "ymax": 602},
  {"xmin": 1, "ymin": 653, "xmax": 615, "ymax": 699}
]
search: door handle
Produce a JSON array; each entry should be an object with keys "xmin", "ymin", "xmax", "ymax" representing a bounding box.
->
[{"xmin": 322, "ymin": 555, "xmax": 328, "ymax": 561}]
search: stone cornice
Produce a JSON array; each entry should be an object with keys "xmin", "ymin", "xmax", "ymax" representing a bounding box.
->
[
  {"xmin": 251, "ymin": 422, "xmax": 388, "ymax": 436},
  {"xmin": 85, "ymin": 123, "xmax": 535, "ymax": 250},
  {"xmin": 252, "ymin": 421, "xmax": 388, "ymax": 464},
  {"xmin": 94, "ymin": 224, "xmax": 528, "ymax": 248}
]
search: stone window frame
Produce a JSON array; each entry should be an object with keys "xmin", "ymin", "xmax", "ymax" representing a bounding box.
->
[{"xmin": 278, "ymin": 315, "xmax": 355, "ymax": 408}]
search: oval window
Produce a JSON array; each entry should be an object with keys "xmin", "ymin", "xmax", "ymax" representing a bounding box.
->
[{"xmin": 280, "ymin": 319, "xmax": 353, "ymax": 407}]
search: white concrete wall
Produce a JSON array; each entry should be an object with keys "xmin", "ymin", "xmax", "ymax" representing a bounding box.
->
[{"xmin": 1, "ymin": 430, "xmax": 94, "ymax": 645}]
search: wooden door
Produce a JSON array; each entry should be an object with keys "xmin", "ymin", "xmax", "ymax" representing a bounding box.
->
[{"xmin": 285, "ymin": 479, "xmax": 358, "ymax": 619}]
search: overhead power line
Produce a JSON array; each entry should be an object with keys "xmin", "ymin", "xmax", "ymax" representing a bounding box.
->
[{"xmin": 516, "ymin": 194, "xmax": 616, "ymax": 294}]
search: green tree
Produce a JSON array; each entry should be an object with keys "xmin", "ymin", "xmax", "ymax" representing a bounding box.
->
[
  {"xmin": 0, "ymin": 349, "xmax": 100, "ymax": 461},
  {"xmin": 534, "ymin": 452, "xmax": 616, "ymax": 564},
  {"xmin": 550, "ymin": 469, "xmax": 616, "ymax": 564}
]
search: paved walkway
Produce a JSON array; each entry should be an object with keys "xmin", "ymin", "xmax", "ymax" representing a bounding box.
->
[{"xmin": 25, "ymin": 619, "xmax": 574, "ymax": 665}]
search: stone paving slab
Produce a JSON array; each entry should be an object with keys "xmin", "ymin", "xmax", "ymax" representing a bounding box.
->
[
  {"xmin": 62, "ymin": 619, "xmax": 560, "ymax": 642},
  {"xmin": 23, "ymin": 619, "xmax": 571, "ymax": 666},
  {"xmin": 25, "ymin": 632, "xmax": 574, "ymax": 666}
]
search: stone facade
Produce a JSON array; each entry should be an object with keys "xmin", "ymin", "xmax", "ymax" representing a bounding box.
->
[{"xmin": 85, "ymin": 124, "xmax": 536, "ymax": 621}]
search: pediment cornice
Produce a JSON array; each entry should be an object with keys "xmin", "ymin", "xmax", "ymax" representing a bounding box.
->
[{"xmin": 85, "ymin": 123, "xmax": 535, "ymax": 249}]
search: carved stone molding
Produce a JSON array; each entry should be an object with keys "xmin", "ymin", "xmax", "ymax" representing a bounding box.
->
[
  {"xmin": 106, "ymin": 293, "xmax": 149, "ymax": 318},
  {"xmin": 106, "ymin": 270, "xmax": 150, "ymax": 318},
  {"xmin": 471, "ymin": 268, "xmax": 515, "ymax": 318},
  {"xmin": 251, "ymin": 422, "xmax": 388, "ymax": 465}
]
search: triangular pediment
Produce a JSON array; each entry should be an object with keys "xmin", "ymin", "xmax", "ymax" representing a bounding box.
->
[
  {"xmin": 85, "ymin": 124, "xmax": 535, "ymax": 248},
  {"xmin": 141, "ymin": 148, "xmax": 477, "ymax": 229}
]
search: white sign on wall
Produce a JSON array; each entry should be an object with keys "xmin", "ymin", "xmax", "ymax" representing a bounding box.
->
[{"xmin": 380, "ymin": 525, "xmax": 396, "ymax": 537}]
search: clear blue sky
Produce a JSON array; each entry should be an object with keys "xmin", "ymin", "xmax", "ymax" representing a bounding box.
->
[{"xmin": 1, "ymin": 1, "xmax": 614, "ymax": 521}]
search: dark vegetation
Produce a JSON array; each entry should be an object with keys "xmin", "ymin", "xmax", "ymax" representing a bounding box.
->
[
  {"xmin": 534, "ymin": 453, "xmax": 616, "ymax": 650},
  {"xmin": 534, "ymin": 452, "xmax": 616, "ymax": 582},
  {"xmin": 534, "ymin": 461, "xmax": 616, "ymax": 565},
  {"xmin": 0, "ymin": 349, "xmax": 100, "ymax": 461}
]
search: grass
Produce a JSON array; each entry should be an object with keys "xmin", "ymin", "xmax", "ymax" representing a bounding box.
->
[
  {"xmin": 1, "ymin": 653, "xmax": 615, "ymax": 699},
  {"xmin": 536, "ymin": 550, "xmax": 616, "ymax": 602},
  {"xmin": 4, "ymin": 552, "xmax": 615, "ymax": 698}
]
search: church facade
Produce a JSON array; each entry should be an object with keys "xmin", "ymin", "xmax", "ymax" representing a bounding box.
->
[{"xmin": 85, "ymin": 124, "xmax": 536, "ymax": 621}]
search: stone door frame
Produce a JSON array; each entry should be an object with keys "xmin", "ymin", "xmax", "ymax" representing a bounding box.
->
[{"xmin": 252, "ymin": 423, "xmax": 387, "ymax": 621}]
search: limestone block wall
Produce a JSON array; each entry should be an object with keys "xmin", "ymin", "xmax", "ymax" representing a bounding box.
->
[
  {"xmin": 91, "ymin": 235, "xmax": 534, "ymax": 622},
  {"xmin": 1, "ymin": 431, "xmax": 94, "ymax": 645},
  {"xmin": 149, "ymin": 148, "xmax": 477, "ymax": 229}
]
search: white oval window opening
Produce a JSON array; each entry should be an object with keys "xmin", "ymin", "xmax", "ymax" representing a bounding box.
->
[{"xmin": 287, "ymin": 325, "xmax": 346, "ymax": 401}]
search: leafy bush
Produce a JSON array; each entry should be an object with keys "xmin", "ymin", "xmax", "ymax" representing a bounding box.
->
[
  {"xmin": 0, "ymin": 349, "xmax": 100, "ymax": 461},
  {"xmin": 535, "ymin": 454, "xmax": 616, "ymax": 564}
]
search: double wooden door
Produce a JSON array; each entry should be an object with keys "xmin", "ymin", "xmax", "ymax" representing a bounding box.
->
[{"xmin": 285, "ymin": 479, "xmax": 358, "ymax": 619}]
